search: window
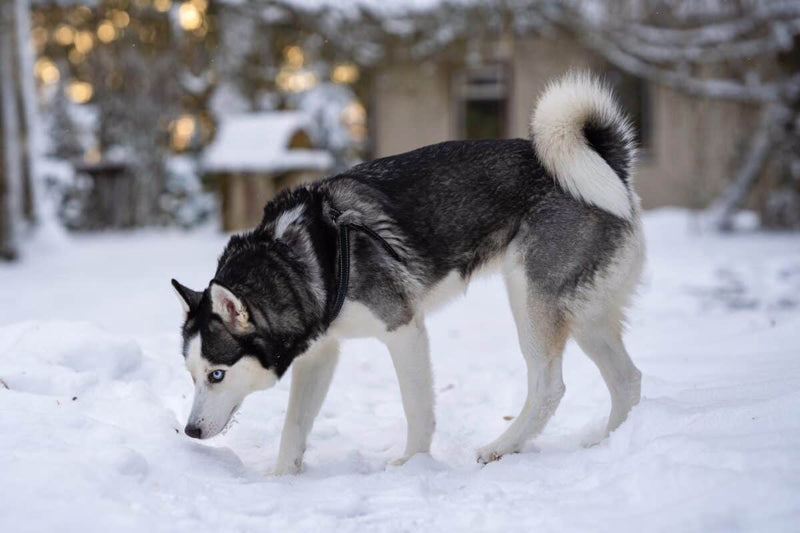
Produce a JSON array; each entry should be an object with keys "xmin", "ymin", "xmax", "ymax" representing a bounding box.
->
[
  {"xmin": 456, "ymin": 64, "xmax": 509, "ymax": 139},
  {"xmin": 605, "ymin": 69, "xmax": 652, "ymax": 154}
]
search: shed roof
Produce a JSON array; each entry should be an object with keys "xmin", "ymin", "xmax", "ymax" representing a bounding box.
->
[{"xmin": 203, "ymin": 111, "xmax": 333, "ymax": 174}]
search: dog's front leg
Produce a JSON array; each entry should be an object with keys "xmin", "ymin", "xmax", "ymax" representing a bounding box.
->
[
  {"xmin": 382, "ymin": 315, "xmax": 435, "ymax": 466},
  {"xmin": 274, "ymin": 337, "xmax": 339, "ymax": 475}
]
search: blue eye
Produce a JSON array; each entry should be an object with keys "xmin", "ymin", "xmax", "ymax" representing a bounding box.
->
[{"xmin": 208, "ymin": 369, "xmax": 225, "ymax": 383}]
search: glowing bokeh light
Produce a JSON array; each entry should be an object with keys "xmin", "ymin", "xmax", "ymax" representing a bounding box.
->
[
  {"xmin": 153, "ymin": 0, "xmax": 172, "ymax": 12},
  {"xmin": 54, "ymin": 24, "xmax": 75, "ymax": 46},
  {"xmin": 283, "ymin": 45, "xmax": 304, "ymax": 68},
  {"xmin": 332, "ymin": 63, "xmax": 359, "ymax": 84},
  {"xmin": 35, "ymin": 58, "xmax": 60, "ymax": 85},
  {"xmin": 66, "ymin": 81, "xmax": 94, "ymax": 104},
  {"xmin": 97, "ymin": 21, "xmax": 117, "ymax": 43},
  {"xmin": 276, "ymin": 69, "xmax": 318, "ymax": 93},
  {"xmin": 111, "ymin": 10, "xmax": 131, "ymax": 29},
  {"xmin": 74, "ymin": 31, "xmax": 94, "ymax": 54},
  {"xmin": 178, "ymin": 3, "xmax": 203, "ymax": 31},
  {"xmin": 68, "ymin": 49, "xmax": 85, "ymax": 65},
  {"xmin": 171, "ymin": 115, "xmax": 196, "ymax": 150}
]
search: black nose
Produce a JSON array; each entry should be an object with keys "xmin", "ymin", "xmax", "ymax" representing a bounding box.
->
[{"xmin": 184, "ymin": 425, "xmax": 202, "ymax": 439}]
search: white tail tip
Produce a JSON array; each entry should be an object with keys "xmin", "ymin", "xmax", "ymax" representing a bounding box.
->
[{"xmin": 531, "ymin": 72, "xmax": 635, "ymax": 220}]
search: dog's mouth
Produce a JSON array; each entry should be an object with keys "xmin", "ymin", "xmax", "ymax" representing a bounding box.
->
[{"xmin": 220, "ymin": 402, "xmax": 242, "ymax": 436}]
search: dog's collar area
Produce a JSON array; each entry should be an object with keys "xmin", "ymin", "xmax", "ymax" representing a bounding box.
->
[{"xmin": 327, "ymin": 208, "xmax": 403, "ymax": 324}]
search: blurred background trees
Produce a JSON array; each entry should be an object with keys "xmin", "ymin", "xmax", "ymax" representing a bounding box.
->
[
  {"xmin": 1, "ymin": 0, "xmax": 40, "ymax": 259},
  {"xmin": 1, "ymin": 0, "xmax": 798, "ymax": 259}
]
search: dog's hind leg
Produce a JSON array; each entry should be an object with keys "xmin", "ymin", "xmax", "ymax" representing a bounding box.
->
[
  {"xmin": 572, "ymin": 315, "xmax": 641, "ymax": 435},
  {"xmin": 382, "ymin": 315, "xmax": 435, "ymax": 466},
  {"xmin": 477, "ymin": 258, "xmax": 568, "ymax": 464},
  {"xmin": 274, "ymin": 337, "xmax": 339, "ymax": 475}
]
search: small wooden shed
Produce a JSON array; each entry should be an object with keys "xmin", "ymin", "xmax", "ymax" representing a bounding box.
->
[{"xmin": 203, "ymin": 112, "xmax": 333, "ymax": 231}]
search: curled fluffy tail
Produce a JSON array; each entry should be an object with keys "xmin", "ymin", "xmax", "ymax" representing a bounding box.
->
[{"xmin": 531, "ymin": 72, "xmax": 636, "ymax": 220}]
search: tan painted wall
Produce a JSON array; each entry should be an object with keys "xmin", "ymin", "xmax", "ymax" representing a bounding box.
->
[
  {"xmin": 508, "ymin": 37, "xmax": 604, "ymax": 139},
  {"xmin": 635, "ymin": 86, "xmax": 757, "ymax": 209},
  {"xmin": 372, "ymin": 62, "xmax": 454, "ymax": 158},
  {"xmin": 370, "ymin": 35, "xmax": 759, "ymax": 209}
]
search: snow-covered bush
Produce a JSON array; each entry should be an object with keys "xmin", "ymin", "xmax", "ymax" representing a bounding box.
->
[{"xmin": 159, "ymin": 156, "xmax": 215, "ymax": 229}]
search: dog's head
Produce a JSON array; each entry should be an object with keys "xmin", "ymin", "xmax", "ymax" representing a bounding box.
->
[
  {"xmin": 171, "ymin": 280, "xmax": 281, "ymax": 439},
  {"xmin": 172, "ymin": 201, "xmax": 330, "ymax": 439}
]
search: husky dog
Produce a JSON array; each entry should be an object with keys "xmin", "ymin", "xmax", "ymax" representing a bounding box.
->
[{"xmin": 172, "ymin": 73, "xmax": 644, "ymax": 474}]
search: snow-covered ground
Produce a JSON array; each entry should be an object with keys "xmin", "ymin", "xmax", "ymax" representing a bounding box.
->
[{"xmin": 1, "ymin": 209, "xmax": 799, "ymax": 532}]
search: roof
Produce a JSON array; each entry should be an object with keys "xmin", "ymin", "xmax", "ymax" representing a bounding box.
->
[{"xmin": 203, "ymin": 111, "xmax": 333, "ymax": 174}]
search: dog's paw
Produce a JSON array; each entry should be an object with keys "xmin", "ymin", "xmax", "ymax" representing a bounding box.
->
[
  {"xmin": 388, "ymin": 451, "xmax": 431, "ymax": 468},
  {"xmin": 476, "ymin": 443, "xmax": 519, "ymax": 465},
  {"xmin": 388, "ymin": 455, "xmax": 412, "ymax": 467},
  {"xmin": 272, "ymin": 457, "xmax": 302, "ymax": 476},
  {"xmin": 476, "ymin": 449, "xmax": 503, "ymax": 465}
]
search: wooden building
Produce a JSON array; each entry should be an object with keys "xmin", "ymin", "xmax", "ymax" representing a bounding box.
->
[{"xmin": 203, "ymin": 111, "xmax": 333, "ymax": 231}]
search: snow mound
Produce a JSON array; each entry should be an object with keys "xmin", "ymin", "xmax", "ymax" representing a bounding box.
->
[
  {"xmin": 0, "ymin": 321, "xmax": 143, "ymax": 396},
  {"xmin": 0, "ymin": 320, "xmax": 250, "ymax": 533}
]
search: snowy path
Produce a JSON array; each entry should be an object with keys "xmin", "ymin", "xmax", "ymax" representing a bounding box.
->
[{"xmin": 1, "ymin": 210, "xmax": 799, "ymax": 532}]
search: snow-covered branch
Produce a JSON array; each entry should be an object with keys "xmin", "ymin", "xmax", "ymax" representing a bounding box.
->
[
  {"xmin": 707, "ymin": 104, "xmax": 786, "ymax": 231},
  {"xmin": 607, "ymin": 21, "xmax": 800, "ymax": 64},
  {"xmin": 540, "ymin": 3, "xmax": 796, "ymax": 103}
]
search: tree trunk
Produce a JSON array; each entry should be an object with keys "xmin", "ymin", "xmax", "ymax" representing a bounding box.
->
[
  {"xmin": 14, "ymin": 0, "xmax": 38, "ymax": 224},
  {"xmin": 0, "ymin": 0, "xmax": 22, "ymax": 259}
]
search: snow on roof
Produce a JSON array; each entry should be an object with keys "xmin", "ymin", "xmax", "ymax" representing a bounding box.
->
[{"xmin": 203, "ymin": 111, "xmax": 333, "ymax": 174}]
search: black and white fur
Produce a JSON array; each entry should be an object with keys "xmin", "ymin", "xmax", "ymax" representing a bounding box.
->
[{"xmin": 172, "ymin": 72, "xmax": 645, "ymax": 474}]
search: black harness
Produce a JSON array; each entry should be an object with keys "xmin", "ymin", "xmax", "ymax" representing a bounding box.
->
[{"xmin": 327, "ymin": 208, "xmax": 403, "ymax": 323}]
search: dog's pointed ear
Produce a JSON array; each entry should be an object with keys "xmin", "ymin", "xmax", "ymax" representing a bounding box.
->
[
  {"xmin": 209, "ymin": 282, "xmax": 252, "ymax": 332},
  {"xmin": 172, "ymin": 279, "xmax": 202, "ymax": 315}
]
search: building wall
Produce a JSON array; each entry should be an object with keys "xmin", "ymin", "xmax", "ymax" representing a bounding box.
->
[
  {"xmin": 507, "ymin": 37, "xmax": 603, "ymax": 139},
  {"xmin": 370, "ymin": 35, "xmax": 759, "ymax": 210},
  {"xmin": 372, "ymin": 62, "xmax": 454, "ymax": 158},
  {"xmin": 636, "ymin": 85, "xmax": 758, "ymax": 209}
]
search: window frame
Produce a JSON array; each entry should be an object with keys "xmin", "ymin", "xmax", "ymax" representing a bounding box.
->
[{"xmin": 453, "ymin": 63, "xmax": 511, "ymax": 140}]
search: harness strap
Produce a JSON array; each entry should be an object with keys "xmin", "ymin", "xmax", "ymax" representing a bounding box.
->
[
  {"xmin": 330, "ymin": 223, "xmax": 351, "ymax": 321},
  {"xmin": 328, "ymin": 208, "xmax": 402, "ymax": 323}
]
